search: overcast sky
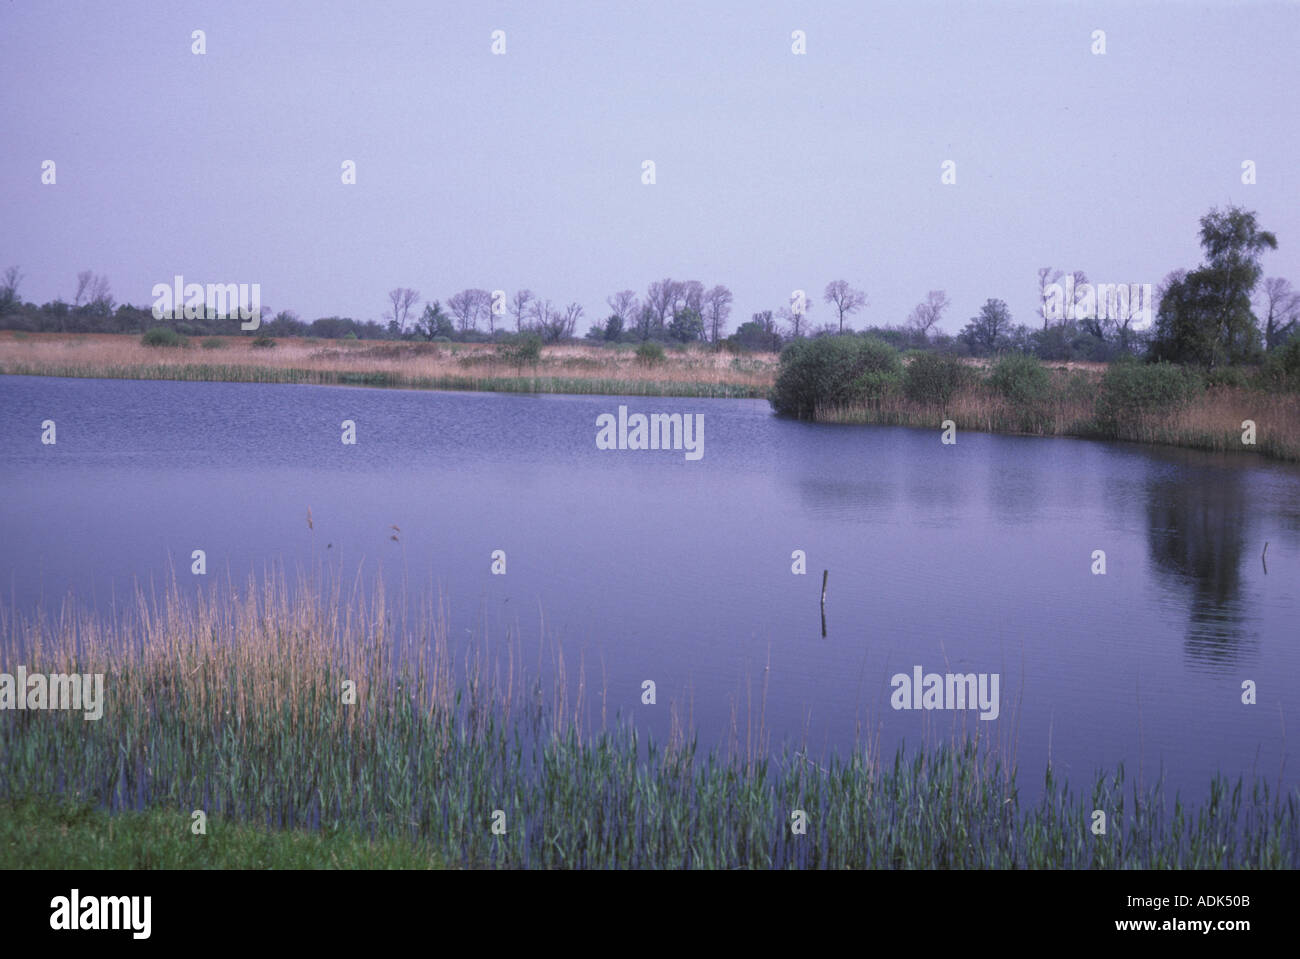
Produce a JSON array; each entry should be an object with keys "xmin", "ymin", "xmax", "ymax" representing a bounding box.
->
[{"xmin": 2, "ymin": 1, "xmax": 1297, "ymax": 335}]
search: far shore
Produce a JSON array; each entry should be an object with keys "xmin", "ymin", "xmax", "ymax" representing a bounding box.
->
[
  {"xmin": 3, "ymin": 331, "xmax": 1298, "ymax": 463},
  {"xmin": 0, "ymin": 331, "xmax": 775, "ymax": 399}
]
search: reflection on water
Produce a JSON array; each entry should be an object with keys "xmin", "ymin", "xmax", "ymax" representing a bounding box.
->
[{"xmin": 1144, "ymin": 453, "xmax": 1257, "ymax": 669}]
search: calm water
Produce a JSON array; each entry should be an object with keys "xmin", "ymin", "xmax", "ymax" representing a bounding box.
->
[{"xmin": 3, "ymin": 375, "xmax": 1298, "ymax": 797}]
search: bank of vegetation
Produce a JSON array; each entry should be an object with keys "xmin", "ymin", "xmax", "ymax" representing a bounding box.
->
[{"xmin": 2, "ymin": 572, "xmax": 1296, "ymax": 869}]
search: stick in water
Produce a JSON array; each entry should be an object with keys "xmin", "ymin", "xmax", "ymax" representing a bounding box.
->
[{"xmin": 821, "ymin": 570, "xmax": 828, "ymax": 606}]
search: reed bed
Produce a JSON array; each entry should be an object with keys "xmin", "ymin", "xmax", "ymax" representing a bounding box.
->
[
  {"xmin": 820, "ymin": 371, "xmax": 1300, "ymax": 462},
  {"xmin": 2, "ymin": 570, "xmax": 1297, "ymax": 869},
  {"xmin": 0, "ymin": 333, "xmax": 775, "ymax": 399}
]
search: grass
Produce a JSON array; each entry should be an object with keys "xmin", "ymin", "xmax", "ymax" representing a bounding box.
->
[
  {"xmin": 2, "ymin": 568, "xmax": 1297, "ymax": 869},
  {"xmin": 0, "ymin": 796, "xmax": 451, "ymax": 869},
  {"xmin": 0, "ymin": 332, "xmax": 775, "ymax": 399},
  {"xmin": 818, "ymin": 364, "xmax": 1300, "ymax": 462}
]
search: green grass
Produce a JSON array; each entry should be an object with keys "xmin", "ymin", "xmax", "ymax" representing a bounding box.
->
[
  {"xmin": 2, "ymin": 571, "xmax": 1296, "ymax": 869},
  {"xmin": 0, "ymin": 797, "xmax": 451, "ymax": 869}
]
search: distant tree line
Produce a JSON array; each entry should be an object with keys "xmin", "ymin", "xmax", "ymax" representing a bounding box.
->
[{"xmin": 2, "ymin": 206, "xmax": 1294, "ymax": 364}]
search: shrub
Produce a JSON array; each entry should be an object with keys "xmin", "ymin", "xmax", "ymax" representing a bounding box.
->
[
  {"xmin": 635, "ymin": 341, "xmax": 665, "ymax": 366},
  {"xmin": 251, "ymin": 336, "xmax": 276, "ymax": 349},
  {"xmin": 1205, "ymin": 366, "xmax": 1249, "ymax": 390},
  {"xmin": 200, "ymin": 337, "xmax": 226, "ymax": 350},
  {"xmin": 141, "ymin": 327, "xmax": 186, "ymax": 348},
  {"xmin": 987, "ymin": 353, "xmax": 1051, "ymax": 406},
  {"xmin": 1260, "ymin": 338, "xmax": 1300, "ymax": 391},
  {"xmin": 770, "ymin": 335, "xmax": 901, "ymax": 418},
  {"xmin": 1094, "ymin": 359, "xmax": 1204, "ymax": 431},
  {"xmin": 904, "ymin": 352, "xmax": 969, "ymax": 407},
  {"xmin": 496, "ymin": 333, "xmax": 542, "ymax": 372}
]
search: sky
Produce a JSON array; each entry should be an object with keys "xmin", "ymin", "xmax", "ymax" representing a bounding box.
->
[{"xmin": 2, "ymin": 0, "xmax": 1297, "ymax": 336}]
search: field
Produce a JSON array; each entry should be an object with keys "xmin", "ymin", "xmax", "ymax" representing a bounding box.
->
[{"xmin": 0, "ymin": 332, "xmax": 777, "ymax": 398}]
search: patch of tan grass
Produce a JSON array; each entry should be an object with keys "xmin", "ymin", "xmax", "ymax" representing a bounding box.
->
[{"xmin": 0, "ymin": 332, "xmax": 778, "ymax": 395}]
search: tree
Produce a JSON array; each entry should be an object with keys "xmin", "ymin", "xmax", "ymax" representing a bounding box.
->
[
  {"xmin": 702, "ymin": 284, "xmax": 733, "ymax": 344},
  {"xmin": 777, "ymin": 301, "xmax": 811, "ymax": 338},
  {"xmin": 644, "ymin": 278, "xmax": 680, "ymax": 339},
  {"xmin": 529, "ymin": 298, "xmax": 554, "ymax": 335},
  {"xmin": 606, "ymin": 290, "xmax": 639, "ymax": 333},
  {"xmin": 74, "ymin": 271, "xmax": 112, "ymax": 313},
  {"xmin": 1258, "ymin": 277, "xmax": 1300, "ymax": 350},
  {"xmin": 603, "ymin": 314, "xmax": 624, "ymax": 340},
  {"xmin": 0, "ymin": 266, "xmax": 22, "ymax": 315},
  {"xmin": 448, "ymin": 288, "xmax": 491, "ymax": 333},
  {"xmin": 417, "ymin": 300, "xmax": 454, "ymax": 340},
  {"xmin": 960, "ymin": 298, "xmax": 1013, "ymax": 355},
  {"xmin": 905, "ymin": 290, "xmax": 950, "ymax": 340},
  {"xmin": 385, "ymin": 288, "xmax": 420, "ymax": 333},
  {"xmin": 1036, "ymin": 268, "xmax": 1064, "ymax": 328},
  {"xmin": 537, "ymin": 301, "xmax": 582, "ymax": 342},
  {"xmin": 823, "ymin": 280, "xmax": 867, "ymax": 333},
  {"xmin": 74, "ymin": 270, "xmax": 93, "ymax": 307},
  {"xmin": 508, "ymin": 289, "xmax": 535, "ymax": 333},
  {"xmin": 668, "ymin": 307, "xmax": 704, "ymax": 342},
  {"xmin": 1151, "ymin": 206, "xmax": 1276, "ymax": 368}
]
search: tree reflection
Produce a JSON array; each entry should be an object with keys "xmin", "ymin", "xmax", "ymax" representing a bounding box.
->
[{"xmin": 1145, "ymin": 462, "xmax": 1256, "ymax": 669}]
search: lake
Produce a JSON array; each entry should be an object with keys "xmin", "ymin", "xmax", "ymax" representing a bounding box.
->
[{"xmin": 2, "ymin": 375, "xmax": 1298, "ymax": 799}]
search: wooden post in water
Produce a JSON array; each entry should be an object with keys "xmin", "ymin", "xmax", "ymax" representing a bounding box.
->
[
  {"xmin": 1262, "ymin": 541, "xmax": 1269, "ymax": 575},
  {"xmin": 820, "ymin": 570, "xmax": 828, "ymax": 637}
]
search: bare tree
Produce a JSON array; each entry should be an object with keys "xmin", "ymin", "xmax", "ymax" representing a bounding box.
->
[
  {"xmin": 0, "ymin": 266, "xmax": 23, "ymax": 314},
  {"xmin": 448, "ymin": 288, "xmax": 491, "ymax": 333},
  {"xmin": 777, "ymin": 301, "xmax": 812, "ymax": 338},
  {"xmin": 385, "ymin": 288, "xmax": 420, "ymax": 333},
  {"xmin": 1069, "ymin": 270, "xmax": 1100, "ymax": 337},
  {"xmin": 74, "ymin": 270, "xmax": 94, "ymax": 307},
  {"xmin": 1259, "ymin": 277, "xmax": 1300, "ymax": 350},
  {"xmin": 530, "ymin": 297, "xmax": 555, "ymax": 334},
  {"xmin": 88, "ymin": 273, "xmax": 112, "ymax": 309},
  {"xmin": 606, "ymin": 290, "xmax": 638, "ymax": 326},
  {"xmin": 536, "ymin": 301, "xmax": 582, "ymax": 342},
  {"xmin": 906, "ymin": 290, "xmax": 951, "ymax": 340},
  {"xmin": 1037, "ymin": 267, "xmax": 1064, "ymax": 328},
  {"xmin": 702, "ymin": 284, "xmax": 733, "ymax": 343},
  {"xmin": 644, "ymin": 278, "xmax": 681, "ymax": 338},
  {"xmin": 509, "ymin": 289, "xmax": 534, "ymax": 332},
  {"xmin": 561, "ymin": 302, "xmax": 584, "ymax": 340},
  {"xmin": 823, "ymin": 280, "xmax": 867, "ymax": 333}
]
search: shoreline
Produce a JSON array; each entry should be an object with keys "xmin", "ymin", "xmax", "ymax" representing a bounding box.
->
[{"xmin": 3, "ymin": 332, "xmax": 1299, "ymax": 463}]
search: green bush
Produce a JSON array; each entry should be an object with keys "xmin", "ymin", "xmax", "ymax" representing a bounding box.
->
[
  {"xmin": 1260, "ymin": 339, "xmax": 1300, "ymax": 391},
  {"xmin": 903, "ymin": 352, "xmax": 969, "ymax": 407},
  {"xmin": 635, "ymin": 341, "xmax": 666, "ymax": 366},
  {"xmin": 141, "ymin": 327, "xmax": 186, "ymax": 348},
  {"xmin": 496, "ymin": 333, "xmax": 543, "ymax": 371},
  {"xmin": 1095, "ymin": 359, "xmax": 1204, "ymax": 431},
  {"xmin": 201, "ymin": 337, "xmax": 226, "ymax": 350},
  {"xmin": 251, "ymin": 336, "xmax": 276, "ymax": 349},
  {"xmin": 1205, "ymin": 366, "xmax": 1249, "ymax": 389},
  {"xmin": 770, "ymin": 335, "xmax": 901, "ymax": 418},
  {"xmin": 987, "ymin": 353, "xmax": 1051, "ymax": 406}
]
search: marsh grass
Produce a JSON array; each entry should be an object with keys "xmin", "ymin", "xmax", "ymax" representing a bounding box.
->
[
  {"xmin": 2, "ymin": 568, "xmax": 1296, "ymax": 869},
  {"xmin": 0, "ymin": 333, "xmax": 774, "ymax": 399},
  {"xmin": 821, "ymin": 367, "xmax": 1300, "ymax": 462}
]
